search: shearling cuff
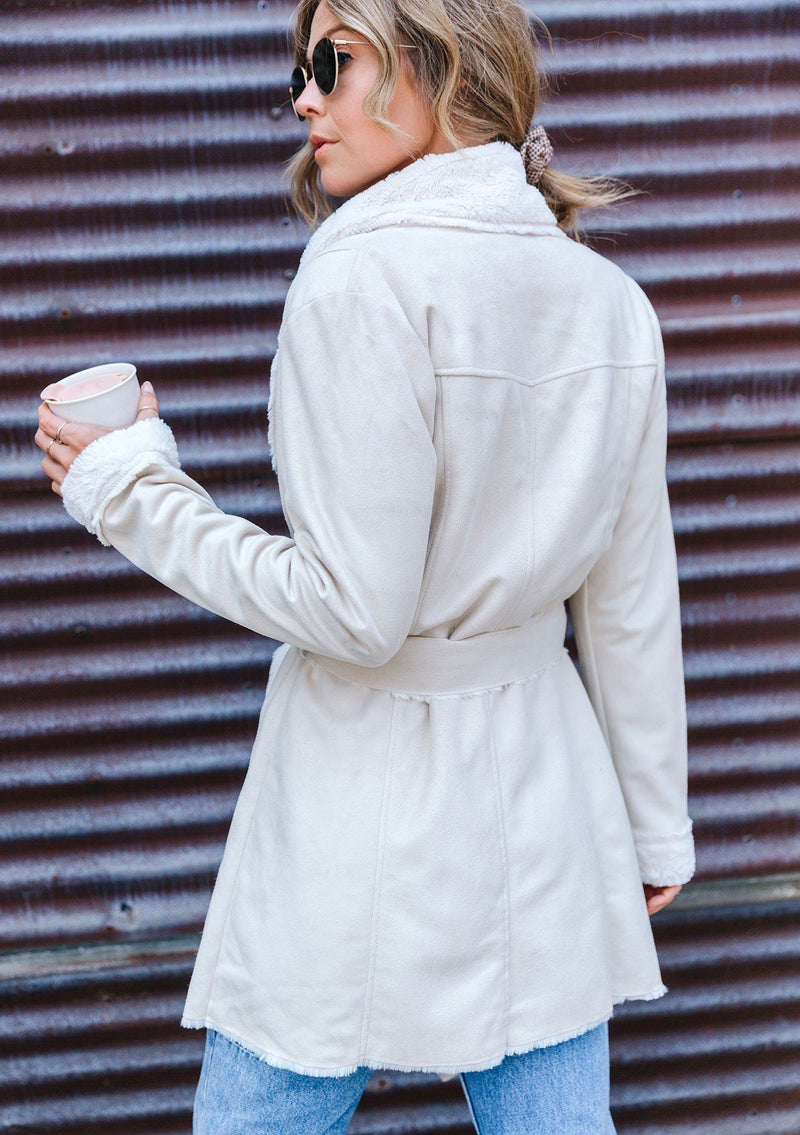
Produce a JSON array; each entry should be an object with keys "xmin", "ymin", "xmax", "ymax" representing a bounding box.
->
[
  {"xmin": 633, "ymin": 820, "xmax": 696, "ymax": 886},
  {"xmin": 61, "ymin": 416, "xmax": 181, "ymax": 547}
]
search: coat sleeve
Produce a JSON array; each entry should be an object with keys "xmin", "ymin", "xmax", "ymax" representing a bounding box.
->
[
  {"xmin": 60, "ymin": 288, "xmax": 438, "ymax": 667},
  {"xmin": 566, "ymin": 305, "xmax": 695, "ymax": 888}
]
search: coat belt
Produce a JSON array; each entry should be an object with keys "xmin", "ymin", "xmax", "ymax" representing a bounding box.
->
[{"xmin": 302, "ymin": 601, "xmax": 568, "ymax": 696}]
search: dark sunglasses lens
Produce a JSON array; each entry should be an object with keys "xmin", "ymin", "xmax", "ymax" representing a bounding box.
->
[
  {"xmin": 290, "ymin": 66, "xmax": 306, "ymax": 119},
  {"xmin": 312, "ymin": 37, "xmax": 337, "ymax": 95},
  {"xmin": 289, "ymin": 39, "xmax": 338, "ymax": 117},
  {"xmin": 289, "ymin": 66, "xmax": 307, "ymax": 101}
]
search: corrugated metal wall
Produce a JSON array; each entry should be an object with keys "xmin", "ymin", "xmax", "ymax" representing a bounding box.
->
[{"xmin": 1, "ymin": 0, "xmax": 798, "ymax": 1130}]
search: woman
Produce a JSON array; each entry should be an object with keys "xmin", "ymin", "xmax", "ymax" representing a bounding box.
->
[{"xmin": 34, "ymin": 0, "xmax": 695, "ymax": 1130}]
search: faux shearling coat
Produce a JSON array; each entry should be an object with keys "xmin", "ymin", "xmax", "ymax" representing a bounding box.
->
[{"xmin": 61, "ymin": 139, "xmax": 696, "ymax": 1081}]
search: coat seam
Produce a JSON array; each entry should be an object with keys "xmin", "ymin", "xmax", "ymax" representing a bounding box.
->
[
  {"xmin": 351, "ymin": 251, "xmax": 431, "ymax": 354},
  {"xmin": 483, "ymin": 697, "xmax": 512, "ymax": 1047},
  {"xmin": 358, "ymin": 696, "xmax": 399, "ymax": 1059},
  {"xmin": 498, "ymin": 380, "xmax": 536, "ymax": 628},
  {"xmin": 284, "ymin": 286, "xmax": 430, "ymax": 357},
  {"xmin": 414, "ymin": 374, "xmax": 451, "ymax": 618},
  {"xmin": 433, "ymin": 358, "xmax": 658, "ymax": 389},
  {"xmin": 523, "ymin": 357, "xmax": 658, "ymax": 387}
]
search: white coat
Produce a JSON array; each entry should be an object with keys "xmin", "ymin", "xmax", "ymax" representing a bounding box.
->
[{"xmin": 61, "ymin": 140, "xmax": 695, "ymax": 1081}]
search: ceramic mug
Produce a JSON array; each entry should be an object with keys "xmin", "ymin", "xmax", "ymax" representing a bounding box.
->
[{"xmin": 39, "ymin": 362, "xmax": 140, "ymax": 428}]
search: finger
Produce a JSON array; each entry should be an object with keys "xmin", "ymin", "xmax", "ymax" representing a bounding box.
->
[
  {"xmin": 653, "ymin": 887, "xmax": 678, "ymax": 907},
  {"xmin": 135, "ymin": 405, "xmax": 160, "ymax": 422},
  {"xmin": 38, "ymin": 400, "xmax": 67, "ymax": 434},
  {"xmin": 137, "ymin": 380, "xmax": 158, "ymax": 404},
  {"xmin": 34, "ymin": 426, "xmax": 69, "ymax": 454},
  {"xmin": 37, "ymin": 409, "xmax": 70, "ymax": 449},
  {"xmin": 41, "ymin": 453, "xmax": 68, "ymax": 483},
  {"xmin": 35, "ymin": 429, "xmax": 64, "ymax": 458},
  {"xmin": 51, "ymin": 480, "xmax": 63, "ymax": 498}
]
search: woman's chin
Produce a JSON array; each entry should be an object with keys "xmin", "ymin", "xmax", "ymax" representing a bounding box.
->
[
  {"xmin": 321, "ymin": 178, "xmax": 365, "ymax": 201},
  {"xmin": 317, "ymin": 154, "xmax": 391, "ymax": 200},
  {"xmin": 318, "ymin": 165, "xmax": 363, "ymax": 199}
]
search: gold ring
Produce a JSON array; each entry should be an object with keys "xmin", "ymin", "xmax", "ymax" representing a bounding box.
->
[
  {"xmin": 55, "ymin": 422, "xmax": 66, "ymax": 444},
  {"xmin": 46, "ymin": 438, "xmax": 57, "ymax": 458},
  {"xmin": 136, "ymin": 406, "xmax": 158, "ymax": 418}
]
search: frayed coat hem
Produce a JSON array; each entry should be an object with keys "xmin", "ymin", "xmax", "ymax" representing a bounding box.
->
[{"xmin": 180, "ymin": 983, "xmax": 667, "ymax": 1081}]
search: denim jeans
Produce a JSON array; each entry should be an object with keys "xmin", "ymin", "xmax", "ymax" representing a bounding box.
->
[{"xmin": 192, "ymin": 1020, "xmax": 617, "ymax": 1134}]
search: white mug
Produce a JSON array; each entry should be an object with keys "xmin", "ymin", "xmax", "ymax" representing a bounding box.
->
[{"xmin": 39, "ymin": 362, "xmax": 140, "ymax": 428}]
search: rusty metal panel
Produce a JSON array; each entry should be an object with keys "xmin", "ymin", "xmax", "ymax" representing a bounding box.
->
[{"xmin": 1, "ymin": 0, "xmax": 799, "ymax": 1130}]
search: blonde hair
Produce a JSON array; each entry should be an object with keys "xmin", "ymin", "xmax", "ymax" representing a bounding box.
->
[{"xmin": 283, "ymin": 0, "xmax": 641, "ymax": 243}]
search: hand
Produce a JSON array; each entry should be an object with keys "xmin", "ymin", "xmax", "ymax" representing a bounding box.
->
[
  {"xmin": 643, "ymin": 883, "xmax": 682, "ymax": 916},
  {"xmin": 35, "ymin": 381, "xmax": 160, "ymax": 498}
]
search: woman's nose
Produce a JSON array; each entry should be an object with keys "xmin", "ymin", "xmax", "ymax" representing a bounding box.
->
[{"xmin": 294, "ymin": 75, "xmax": 326, "ymax": 120}]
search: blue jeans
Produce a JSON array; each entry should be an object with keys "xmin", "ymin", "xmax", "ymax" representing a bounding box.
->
[{"xmin": 192, "ymin": 1021, "xmax": 616, "ymax": 1133}]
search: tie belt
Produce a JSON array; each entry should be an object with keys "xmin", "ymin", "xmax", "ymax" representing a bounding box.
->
[{"xmin": 301, "ymin": 601, "xmax": 568, "ymax": 697}]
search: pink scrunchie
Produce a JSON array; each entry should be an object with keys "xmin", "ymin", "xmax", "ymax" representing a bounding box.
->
[{"xmin": 520, "ymin": 122, "xmax": 553, "ymax": 186}]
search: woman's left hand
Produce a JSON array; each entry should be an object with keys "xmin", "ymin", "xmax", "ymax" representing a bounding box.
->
[
  {"xmin": 643, "ymin": 883, "xmax": 682, "ymax": 916},
  {"xmin": 35, "ymin": 381, "xmax": 160, "ymax": 498}
]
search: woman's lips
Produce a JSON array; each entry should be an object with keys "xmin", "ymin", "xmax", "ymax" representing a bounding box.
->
[{"xmin": 314, "ymin": 141, "xmax": 337, "ymax": 157}]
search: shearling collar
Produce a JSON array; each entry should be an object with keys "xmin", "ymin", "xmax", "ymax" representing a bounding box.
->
[{"xmin": 298, "ymin": 139, "xmax": 564, "ymax": 268}]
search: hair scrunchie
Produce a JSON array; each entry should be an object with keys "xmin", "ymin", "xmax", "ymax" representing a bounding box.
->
[{"xmin": 520, "ymin": 122, "xmax": 553, "ymax": 186}]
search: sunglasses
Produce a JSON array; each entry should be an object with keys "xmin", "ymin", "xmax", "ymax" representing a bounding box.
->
[{"xmin": 289, "ymin": 36, "xmax": 419, "ymax": 121}]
